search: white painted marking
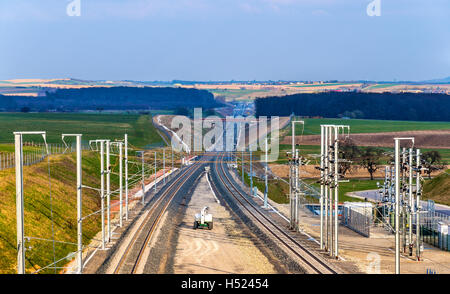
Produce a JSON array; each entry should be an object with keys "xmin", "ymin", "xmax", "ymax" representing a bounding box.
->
[{"xmin": 206, "ymin": 172, "xmax": 220, "ymax": 204}]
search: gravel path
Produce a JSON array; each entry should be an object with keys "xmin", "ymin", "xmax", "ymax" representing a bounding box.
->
[{"xmin": 173, "ymin": 173, "xmax": 279, "ymax": 274}]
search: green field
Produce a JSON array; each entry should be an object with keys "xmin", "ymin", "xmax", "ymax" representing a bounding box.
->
[
  {"xmin": 237, "ymin": 168, "xmax": 289, "ymax": 204},
  {"xmin": 423, "ymin": 169, "xmax": 450, "ymax": 206},
  {"xmin": 291, "ymin": 83, "xmax": 353, "ymax": 88},
  {"xmin": 305, "ymin": 179, "xmax": 379, "ymax": 203},
  {"xmin": 272, "ymin": 144, "xmax": 321, "ymax": 164},
  {"xmin": 289, "ymin": 118, "xmax": 450, "ymax": 136},
  {"xmin": 207, "ymin": 88, "xmax": 267, "ymax": 101},
  {"xmin": 363, "ymin": 83, "xmax": 398, "ymax": 90},
  {"xmin": 0, "ymin": 113, "xmax": 165, "ymax": 148}
]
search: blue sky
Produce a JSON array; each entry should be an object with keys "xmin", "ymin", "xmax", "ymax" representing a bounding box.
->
[{"xmin": 0, "ymin": 0, "xmax": 449, "ymax": 81}]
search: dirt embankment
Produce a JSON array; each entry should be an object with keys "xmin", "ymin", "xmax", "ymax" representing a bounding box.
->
[{"xmin": 283, "ymin": 130, "xmax": 450, "ymax": 149}]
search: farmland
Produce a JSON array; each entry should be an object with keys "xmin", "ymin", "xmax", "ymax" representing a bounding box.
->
[
  {"xmin": 0, "ymin": 113, "xmax": 165, "ymax": 148},
  {"xmin": 288, "ymin": 118, "xmax": 450, "ymax": 136}
]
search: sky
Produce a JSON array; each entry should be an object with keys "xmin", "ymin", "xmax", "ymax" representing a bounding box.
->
[{"xmin": 0, "ymin": 0, "xmax": 449, "ymax": 82}]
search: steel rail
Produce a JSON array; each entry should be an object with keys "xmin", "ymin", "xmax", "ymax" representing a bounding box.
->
[
  {"xmin": 113, "ymin": 161, "xmax": 201, "ymax": 274},
  {"xmin": 214, "ymin": 154, "xmax": 337, "ymax": 274}
]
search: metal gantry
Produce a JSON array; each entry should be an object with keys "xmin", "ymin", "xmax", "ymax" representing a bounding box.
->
[
  {"xmin": 318, "ymin": 124, "xmax": 350, "ymax": 259},
  {"xmin": 376, "ymin": 138, "xmax": 426, "ymax": 274},
  {"xmin": 288, "ymin": 120, "xmax": 305, "ymax": 231},
  {"xmin": 392, "ymin": 138, "xmax": 424, "ymax": 274},
  {"xmin": 263, "ymin": 138, "xmax": 268, "ymax": 209},
  {"xmin": 377, "ymin": 138, "xmax": 424, "ymax": 274},
  {"xmin": 124, "ymin": 134, "xmax": 129, "ymax": 220},
  {"xmin": 14, "ymin": 131, "xmax": 48, "ymax": 274},
  {"xmin": 62, "ymin": 134, "xmax": 83, "ymax": 273},
  {"xmin": 14, "ymin": 132, "xmax": 177, "ymax": 274},
  {"xmin": 111, "ymin": 141, "xmax": 124, "ymax": 227}
]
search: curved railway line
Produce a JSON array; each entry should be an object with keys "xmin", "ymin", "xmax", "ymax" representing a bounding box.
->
[
  {"xmin": 213, "ymin": 153, "xmax": 338, "ymax": 274},
  {"xmin": 112, "ymin": 160, "xmax": 202, "ymax": 274}
]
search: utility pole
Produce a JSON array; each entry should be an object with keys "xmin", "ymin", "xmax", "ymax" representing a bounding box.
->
[
  {"xmin": 171, "ymin": 147, "xmax": 174, "ymax": 180},
  {"xmin": 320, "ymin": 125, "xmax": 324, "ymax": 250},
  {"xmin": 100, "ymin": 141, "xmax": 106, "ymax": 249},
  {"xmin": 408, "ymin": 148, "xmax": 413, "ymax": 250},
  {"xmin": 250, "ymin": 149, "xmax": 253, "ymax": 196},
  {"xmin": 125, "ymin": 134, "xmax": 129, "ymax": 221},
  {"xmin": 138, "ymin": 151, "xmax": 145, "ymax": 205},
  {"xmin": 119, "ymin": 143, "xmax": 123, "ymax": 226},
  {"xmin": 14, "ymin": 131, "xmax": 46, "ymax": 274},
  {"xmin": 106, "ymin": 140, "xmax": 111, "ymax": 242},
  {"xmin": 163, "ymin": 148, "xmax": 166, "ymax": 184},
  {"xmin": 242, "ymin": 149, "xmax": 244, "ymax": 184},
  {"xmin": 320, "ymin": 125, "xmax": 349, "ymax": 258},
  {"xmin": 62, "ymin": 134, "xmax": 83, "ymax": 273},
  {"xmin": 333, "ymin": 126, "xmax": 339, "ymax": 258},
  {"xmin": 154, "ymin": 151, "xmax": 157, "ymax": 193},
  {"xmin": 395, "ymin": 139, "xmax": 401, "ymax": 274},
  {"xmin": 394, "ymin": 137, "xmax": 414, "ymax": 274},
  {"xmin": 324, "ymin": 126, "xmax": 329, "ymax": 251},
  {"xmin": 328, "ymin": 127, "xmax": 333, "ymax": 257},
  {"xmin": 416, "ymin": 149, "xmax": 421, "ymax": 261},
  {"xmin": 263, "ymin": 137, "xmax": 268, "ymax": 209},
  {"xmin": 402, "ymin": 147, "xmax": 406, "ymax": 253},
  {"xmin": 295, "ymin": 149, "xmax": 299, "ymax": 231},
  {"xmin": 290, "ymin": 120, "xmax": 304, "ymax": 230},
  {"xmin": 116, "ymin": 142, "xmax": 124, "ymax": 227}
]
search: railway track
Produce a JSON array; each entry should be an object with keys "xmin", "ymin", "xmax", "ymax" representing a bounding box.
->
[
  {"xmin": 113, "ymin": 160, "xmax": 202, "ymax": 274},
  {"xmin": 213, "ymin": 153, "xmax": 338, "ymax": 274}
]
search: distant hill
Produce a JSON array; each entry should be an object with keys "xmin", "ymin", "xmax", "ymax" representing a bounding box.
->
[{"xmin": 422, "ymin": 76, "xmax": 450, "ymax": 84}]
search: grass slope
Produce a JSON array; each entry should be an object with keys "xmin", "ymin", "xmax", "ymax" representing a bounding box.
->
[
  {"xmin": 0, "ymin": 152, "xmax": 103, "ymax": 273},
  {"xmin": 423, "ymin": 170, "xmax": 450, "ymax": 206},
  {"xmin": 0, "ymin": 149, "xmax": 158, "ymax": 274}
]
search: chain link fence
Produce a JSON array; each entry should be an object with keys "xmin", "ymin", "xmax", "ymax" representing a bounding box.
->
[
  {"xmin": 420, "ymin": 201, "xmax": 450, "ymax": 251},
  {"xmin": 341, "ymin": 205, "xmax": 372, "ymax": 237}
]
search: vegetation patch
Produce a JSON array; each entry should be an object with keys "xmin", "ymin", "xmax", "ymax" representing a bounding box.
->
[{"xmin": 423, "ymin": 170, "xmax": 450, "ymax": 206}]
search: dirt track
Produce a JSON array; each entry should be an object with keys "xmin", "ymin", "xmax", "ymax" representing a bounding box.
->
[
  {"xmin": 283, "ymin": 130, "xmax": 450, "ymax": 149},
  {"xmin": 173, "ymin": 173, "xmax": 279, "ymax": 274}
]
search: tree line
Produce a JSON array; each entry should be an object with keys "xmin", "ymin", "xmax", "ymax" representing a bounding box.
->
[
  {"xmin": 0, "ymin": 87, "xmax": 222, "ymax": 112},
  {"xmin": 255, "ymin": 92, "xmax": 450, "ymax": 121}
]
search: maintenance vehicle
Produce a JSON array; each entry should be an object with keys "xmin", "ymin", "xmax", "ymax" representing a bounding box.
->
[{"xmin": 194, "ymin": 206, "xmax": 213, "ymax": 230}]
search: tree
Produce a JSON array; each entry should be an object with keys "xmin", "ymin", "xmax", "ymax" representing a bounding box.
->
[
  {"xmin": 339, "ymin": 138, "xmax": 360, "ymax": 177},
  {"xmin": 359, "ymin": 147, "xmax": 383, "ymax": 180},
  {"xmin": 422, "ymin": 150, "xmax": 443, "ymax": 179}
]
